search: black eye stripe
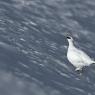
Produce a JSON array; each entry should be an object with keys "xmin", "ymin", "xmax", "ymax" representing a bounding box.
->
[{"xmin": 67, "ymin": 36, "xmax": 71, "ymax": 39}]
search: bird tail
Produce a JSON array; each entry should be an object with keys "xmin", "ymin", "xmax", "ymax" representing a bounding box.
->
[{"xmin": 92, "ymin": 61, "xmax": 95, "ymax": 64}]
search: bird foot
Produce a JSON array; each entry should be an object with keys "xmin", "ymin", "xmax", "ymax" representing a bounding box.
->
[
  {"xmin": 75, "ymin": 68, "xmax": 83, "ymax": 75},
  {"xmin": 75, "ymin": 68, "xmax": 82, "ymax": 71}
]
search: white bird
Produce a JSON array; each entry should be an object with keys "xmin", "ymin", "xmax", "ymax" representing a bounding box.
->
[{"xmin": 66, "ymin": 36, "xmax": 95, "ymax": 71}]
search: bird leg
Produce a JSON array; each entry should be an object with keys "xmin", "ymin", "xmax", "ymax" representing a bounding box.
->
[
  {"xmin": 75, "ymin": 67, "xmax": 83, "ymax": 75},
  {"xmin": 75, "ymin": 67, "xmax": 82, "ymax": 71}
]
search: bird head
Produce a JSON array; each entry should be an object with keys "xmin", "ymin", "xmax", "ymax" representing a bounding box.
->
[
  {"xmin": 62, "ymin": 32, "xmax": 74, "ymax": 43},
  {"xmin": 66, "ymin": 36, "xmax": 73, "ymax": 42}
]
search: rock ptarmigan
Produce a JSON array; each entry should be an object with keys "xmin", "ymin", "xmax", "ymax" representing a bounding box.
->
[{"xmin": 66, "ymin": 36, "xmax": 95, "ymax": 71}]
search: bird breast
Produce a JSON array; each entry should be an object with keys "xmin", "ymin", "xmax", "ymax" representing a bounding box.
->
[
  {"xmin": 67, "ymin": 49, "xmax": 85, "ymax": 67},
  {"xmin": 67, "ymin": 50, "xmax": 82, "ymax": 63}
]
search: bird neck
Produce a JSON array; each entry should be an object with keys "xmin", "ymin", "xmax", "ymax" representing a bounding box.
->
[{"xmin": 68, "ymin": 40, "xmax": 75, "ymax": 49}]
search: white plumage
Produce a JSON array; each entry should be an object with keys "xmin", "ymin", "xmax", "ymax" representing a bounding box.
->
[{"xmin": 66, "ymin": 36, "xmax": 95, "ymax": 71}]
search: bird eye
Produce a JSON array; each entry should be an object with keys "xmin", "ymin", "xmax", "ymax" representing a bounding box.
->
[{"xmin": 66, "ymin": 36, "xmax": 71, "ymax": 39}]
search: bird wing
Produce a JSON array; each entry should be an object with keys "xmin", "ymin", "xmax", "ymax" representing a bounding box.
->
[{"xmin": 75, "ymin": 48, "xmax": 93, "ymax": 64}]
